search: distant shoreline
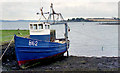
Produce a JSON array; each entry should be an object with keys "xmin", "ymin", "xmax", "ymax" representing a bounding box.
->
[
  {"xmin": 0, "ymin": 20, "xmax": 38, "ymax": 22},
  {"xmin": 0, "ymin": 20, "xmax": 119, "ymax": 22},
  {"xmin": 99, "ymin": 23, "xmax": 120, "ymax": 25}
]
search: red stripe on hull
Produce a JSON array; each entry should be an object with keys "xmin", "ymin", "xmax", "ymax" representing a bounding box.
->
[{"xmin": 18, "ymin": 51, "xmax": 66, "ymax": 66}]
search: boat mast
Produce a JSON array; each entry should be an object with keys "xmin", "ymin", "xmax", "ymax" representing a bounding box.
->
[
  {"xmin": 37, "ymin": 3, "xmax": 65, "ymax": 24},
  {"xmin": 48, "ymin": 3, "xmax": 65, "ymax": 24},
  {"xmin": 40, "ymin": 7, "xmax": 47, "ymax": 20},
  {"xmin": 51, "ymin": 3, "xmax": 55, "ymax": 23},
  {"xmin": 37, "ymin": 7, "xmax": 49, "ymax": 22},
  {"xmin": 65, "ymin": 23, "xmax": 69, "ymax": 57}
]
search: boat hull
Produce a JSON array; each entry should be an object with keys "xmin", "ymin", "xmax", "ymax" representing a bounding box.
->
[{"xmin": 14, "ymin": 35, "xmax": 67, "ymax": 66}]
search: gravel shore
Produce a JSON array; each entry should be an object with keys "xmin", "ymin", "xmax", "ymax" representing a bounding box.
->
[{"xmin": 1, "ymin": 43, "xmax": 119, "ymax": 71}]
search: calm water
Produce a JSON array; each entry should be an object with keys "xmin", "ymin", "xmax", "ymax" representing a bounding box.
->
[{"xmin": 1, "ymin": 22, "xmax": 118, "ymax": 57}]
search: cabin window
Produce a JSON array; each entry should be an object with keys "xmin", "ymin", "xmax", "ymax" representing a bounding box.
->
[
  {"xmin": 48, "ymin": 25, "xmax": 50, "ymax": 29},
  {"xmin": 38, "ymin": 24, "xmax": 43, "ymax": 29},
  {"xmin": 45, "ymin": 25, "xmax": 50, "ymax": 29},
  {"xmin": 30, "ymin": 24, "xmax": 33, "ymax": 29},
  {"xmin": 45, "ymin": 25, "xmax": 47, "ymax": 29},
  {"xmin": 33, "ymin": 24, "xmax": 37, "ymax": 30}
]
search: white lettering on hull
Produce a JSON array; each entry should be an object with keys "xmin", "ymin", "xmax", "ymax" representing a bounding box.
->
[{"xmin": 29, "ymin": 40, "xmax": 38, "ymax": 46}]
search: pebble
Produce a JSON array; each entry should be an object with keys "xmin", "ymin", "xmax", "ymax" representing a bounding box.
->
[
  {"xmin": 64, "ymin": 66, "xmax": 68, "ymax": 68},
  {"xmin": 11, "ymin": 67, "xmax": 17, "ymax": 70},
  {"xmin": 98, "ymin": 63, "xmax": 103, "ymax": 68},
  {"xmin": 7, "ymin": 59, "xmax": 9, "ymax": 62},
  {"xmin": 55, "ymin": 67, "xmax": 60, "ymax": 69}
]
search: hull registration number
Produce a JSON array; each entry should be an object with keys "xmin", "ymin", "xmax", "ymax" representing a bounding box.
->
[{"xmin": 29, "ymin": 40, "xmax": 38, "ymax": 46}]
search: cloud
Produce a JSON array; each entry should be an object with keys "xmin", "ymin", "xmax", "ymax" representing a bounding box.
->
[
  {"xmin": 53, "ymin": 2, "xmax": 118, "ymax": 19},
  {"xmin": 0, "ymin": 1, "xmax": 118, "ymax": 20}
]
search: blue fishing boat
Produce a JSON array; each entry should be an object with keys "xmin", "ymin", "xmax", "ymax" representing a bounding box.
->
[{"xmin": 14, "ymin": 3, "xmax": 70, "ymax": 68}]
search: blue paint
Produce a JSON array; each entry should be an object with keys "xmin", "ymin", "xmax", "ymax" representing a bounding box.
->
[
  {"xmin": 14, "ymin": 35, "xmax": 67, "ymax": 62},
  {"xmin": 30, "ymin": 35, "xmax": 50, "ymax": 41}
]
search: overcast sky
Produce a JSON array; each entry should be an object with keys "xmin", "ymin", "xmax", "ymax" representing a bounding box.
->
[{"xmin": 0, "ymin": 0, "xmax": 119, "ymax": 20}]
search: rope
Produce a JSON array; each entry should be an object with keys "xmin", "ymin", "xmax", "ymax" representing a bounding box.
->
[
  {"xmin": 0, "ymin": 36, "xmax": 14, "ymax": 60},
  {"xmin": 21, "ymin": 61, "xmax": 41, "ymax": 69}
]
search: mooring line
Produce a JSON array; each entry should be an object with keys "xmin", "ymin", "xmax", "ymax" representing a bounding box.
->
[
  {"xmin": 0, "ymin": 36, "xmax": 14, "ymax": 60},
  {"xmin": 21, "ymin": 62, "xmax": 41, "ymax": 69}
]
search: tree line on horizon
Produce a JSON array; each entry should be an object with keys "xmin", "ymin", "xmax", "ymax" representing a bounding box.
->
[
  {"xmin": 67, "ymin": 17, "xmax": 120, "ymax": 22},
  {"xmin": 67, "ymin": 18, "xmax": 91, "ymax": 22}
]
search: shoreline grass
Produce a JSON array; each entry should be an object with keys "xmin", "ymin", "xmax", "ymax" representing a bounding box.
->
[{"xmin": 0, "ymin": 30, "xmax": 29, "ymax": 44}]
